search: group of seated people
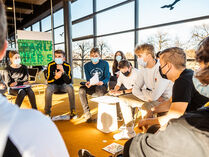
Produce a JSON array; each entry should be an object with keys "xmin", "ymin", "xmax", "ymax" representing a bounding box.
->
[{"xmin": 1, "ymin": 1, "xmax": 209, "ymax": 156}]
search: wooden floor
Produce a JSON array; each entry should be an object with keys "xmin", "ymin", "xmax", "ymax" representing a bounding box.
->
[{"xmin": 10, "ymin": 78, "xmax": 142, "ymax": 157}]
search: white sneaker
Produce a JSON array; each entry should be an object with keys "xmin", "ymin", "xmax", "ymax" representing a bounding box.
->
[
  {"xmin": 83, "ymin": 112, "xmax": 91, "ymax": 120},
  {"xmin": 51, "ymin": 115, "xmax": 70, "ymax": 121},
  {"xmin": 119, "ymin": 124, "xmax": 126, "ymax": 131},
  {"xmin": 113, "ymin": 129, "xmax": 136, "ymax": 140}
]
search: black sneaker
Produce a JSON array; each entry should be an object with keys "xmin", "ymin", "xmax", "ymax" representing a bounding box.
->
[
  {"xmin": 78, "ymin": 149, "xmax": 95, "ymax": 157},
  {"xmin": 70, "ymin": 110, "xmax": 78, "ymax": 119}
]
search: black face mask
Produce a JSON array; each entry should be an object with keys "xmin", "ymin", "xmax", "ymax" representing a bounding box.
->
[
  {"xmin": 159, "ymin": 67, "xmax": 168, "ymax": 79},
  {"xmin": 159, "ymin": 64, "xmax": 170, "ymax": 80},
  {"xmin": 122, "ymin": 71, "xmax": 130, "ymax": 77}
]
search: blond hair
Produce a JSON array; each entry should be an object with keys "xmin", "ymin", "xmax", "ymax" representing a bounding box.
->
[
  {"xmin": 160, "ymin": 47, "xmax": 186, "ymax": 70},
  {"xmin": 135, "ymin": 44, "xmax": 155, "ymax": 58}
]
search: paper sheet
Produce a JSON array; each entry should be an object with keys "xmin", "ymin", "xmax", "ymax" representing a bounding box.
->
[{"xmin": 90, "ymin": 72, "xmax": 99, "ymax": 86}]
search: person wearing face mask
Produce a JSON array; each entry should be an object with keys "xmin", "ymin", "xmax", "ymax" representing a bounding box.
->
[
  {"xmin": 4, "ymin": 51, "xmax": 37, "ymax": 109},
  {"xmin": 109, "ymin": 60, "xmax": 140, "ymax": 96},
  {"xmin": 45, "ymin": 49, "xmax": 76, "ymax": 119},
  {"xmin": 109, "ymin": 51, "xmax": 126, "ymax": 90},
  {"xmin": 119, "ymin": 38, "xmax": 209, "ymax": 157},
  {"xmin": 113, "ymin": 44, "xmax": 173, "ymax": 140},
  {"xmin": 136, "ymin": 47, "xmax": 209, "ymax": 129},
  {"xmin": 79, "ymin": 47, "xmax": 110, "ymax": 122}
]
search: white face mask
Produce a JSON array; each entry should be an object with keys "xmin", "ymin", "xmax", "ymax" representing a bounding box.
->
[
  {"xmin": 13, "ymin": 58, "xmax": 21, "ymax": 65},
  {"xmin": 137, "ymin": 58, "xmax": 147, "ymax": 68},
  {"xmin": 116, "ymin": 56, "xmax": 122, "ymax": 62},
  {"xmin": 55, "ymin": 58, "xmax": 63, "ymax": 65}
]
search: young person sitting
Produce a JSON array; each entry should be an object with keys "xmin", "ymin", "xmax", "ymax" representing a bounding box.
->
[
  {"xmin": 109, "ymin": 50, "xmax": 126, "ymax": 90},
  {"xmin": 79, "ymin": 47, "xmax": 110, "ymax": 122},
  {"xmin": 109, "ymin": 60, "xmax": 140, "ymax": 96},
  {"xmin": 45, "ymin": 50, "xmax": 76, "ymax": 119},
  {"xmin": 123, "ymin": 39, "xmax": 209, "ymax": 157},
  {"xmin": 137, "ymin": 47, "xmax": 209, "ymax": 129},
  {"xmin": 113, "ymin": 44, "xmax": 173, "ymax": 140},
  {"xmin": 4, "ymin": 51, "xmax": 37, "ymax": 109}
]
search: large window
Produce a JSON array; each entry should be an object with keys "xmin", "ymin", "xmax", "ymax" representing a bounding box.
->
[
  {"xmin": 71, "ymin": 0, "xmax": 93, "ymax": 21},
  {"xmin": 32, "ymin": 22, "xmax": 40, "ymax": 32},
  {"xmin": 97, "ymin": 32, "xmax": 135, "ymax": 59},
  {"xmin": 42, "ymin": 15, "xmax": 52, "ymax": 32},
  {"xmin": 97, "ymin": 0, "xmax": 127, "ymax": 11},
  {"xmin": 138, "ymin": 0, "xmax": 209, "ymax": 27},
  {"xmin": 54, "ymin": 26, "xmax": 64, "ymax": 44},
  {"xmin": 72, "ymin": 19, "xmax": 93, "ymax": 38},
  {"xmin": 54, "ymin": 9, "xmax": 64, "ymax": 28},
  {"xmin": 72, "ymin": 39, "xmax": 93, "ymax": 79},
  {"xmin": 97, "ymin": 2, "xmax": 134, "ymax": 35}
]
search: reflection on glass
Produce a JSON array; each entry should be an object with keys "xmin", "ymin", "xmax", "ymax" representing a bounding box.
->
[
  {"xmin": 54, "ymin": 9, "xmax": 64, "ymax": 28},
  {"xmin": 97, "ymin": 2, "xmax": 134, "ymax": 35},
  {"xmin": 54, "ymin": 26, "xmax": 64, "ymax": 44},
  {"xmin": 24, "ymin": 27, "xmax": 31, "ymax": 31},
  {"xmin": 71, "ymin": 0, "xmax": 92, "ymax": 21},
  {"xmin": 42, "ymin": 16, "xmax": 52, "ymax": 32},
  {"xmin": 72, "ymin": 19, "xmax": 93, "ymax": 38},
  {"xmin": 138, "ymin": 0, "xmax": 209, "ymax": 27}
]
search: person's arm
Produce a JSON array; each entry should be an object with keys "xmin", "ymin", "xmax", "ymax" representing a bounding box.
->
[
  {"xmin": 47, "ymin": 62, "xmax": 56, "ymax": 84},
  {"xmin": 4, "ymin": 69, "xmax": 15, "ymax": 87},
  {"xmin": 158, "ymin": 102, "xmax": 188, "ymax": 127},
  {"xmin": 101, "ymin": 61, "xmax": 110, "ymax": 85},
  {"xmin": 84, "ymin": 64, "xmax": 91, "ymax": 82},
  {"xmin": 62, "ymin": 63, "xmax": 72, "ymax": 84}
]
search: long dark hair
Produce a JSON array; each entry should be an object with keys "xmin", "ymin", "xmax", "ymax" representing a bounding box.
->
[
  {"xmin": 195, "ymin": 36, "xmax": 209, "ymax": 85},
  {"xmin": 112, "ymin": 51, "xmax": 126, "ymax": 75}
]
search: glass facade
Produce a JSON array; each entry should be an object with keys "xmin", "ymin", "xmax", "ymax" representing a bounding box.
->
[{"xmin": 20, "ymin": 0, "xmax": 209, "ymax": 78}]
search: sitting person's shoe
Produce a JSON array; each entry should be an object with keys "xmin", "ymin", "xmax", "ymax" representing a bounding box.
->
[
  {"xmin": 70, "ymin": 110, "xmax": 78, "ymax": 119},
  {"xmin": 83, "ymin": 111, "xmax": 91, "ymax": 120},
  {"xmin": 119, "ymin": 124, "xmax": 126, "ymax": 131},
  {"xmin": 78, "ymin": 149, "xmax": 95, "ymax": 157},
  {"xmin": 113, "ymin": 129, "xmax": 136, "ymax": 140}
]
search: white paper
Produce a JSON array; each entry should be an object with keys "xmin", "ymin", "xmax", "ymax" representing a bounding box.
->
[
  {"xmin": 90, "ymin": 72, "xmax": 99, "ymax": 86},
  {"xmin": 102, "ymin": 143, "xmax": 123, "ymax": 154}
]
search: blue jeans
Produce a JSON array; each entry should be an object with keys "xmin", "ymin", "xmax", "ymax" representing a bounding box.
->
[{"xmin": 45, "ymin": 83, "xmax": 75, "ymax": 115}]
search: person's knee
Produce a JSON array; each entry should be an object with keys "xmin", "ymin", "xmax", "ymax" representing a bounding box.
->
[
  {"xmin": 46, "ymin": 85, "xmax": 54, "ymax": 94},
  {"xmin": 79, "ymin": 86, "xmax": 86, "ymax": 95},
  {"xmin": 66, "ymin": 84, "xmax": 74, "ymax": 93},
  {"xmin": 18, "ymin": 89, "xmax": 26, "ymax": 97},
  {"xmin": 26, "ymin": 88, "xmax": 34, "ymax": 95}
]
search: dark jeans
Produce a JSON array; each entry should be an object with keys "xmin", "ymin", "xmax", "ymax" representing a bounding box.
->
[
  {"xmin": 9, "ymin": 87, "xmax": 37, "ymax": 109},
  {"xmin": 79, "ymin": 85, "xmax": 107, "ymax": 113},
  {"xmin": 45, "ymin": 83, "xmax": 75, "ymax": 115}
]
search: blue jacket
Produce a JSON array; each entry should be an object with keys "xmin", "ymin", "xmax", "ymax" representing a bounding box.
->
[{"xmin": 84, "ymin": 60, "xmax": 110, "ymax": 86}]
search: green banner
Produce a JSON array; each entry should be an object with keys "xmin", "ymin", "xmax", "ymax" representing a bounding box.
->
[{"xmin": 18, "ymin": 39, "xmax": 53, "ymax": 66}]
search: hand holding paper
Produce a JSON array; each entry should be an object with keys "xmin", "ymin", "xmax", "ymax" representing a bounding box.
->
[{"xmin": 90, "ymin": 72, "xmax": 99, "ymax": 86}]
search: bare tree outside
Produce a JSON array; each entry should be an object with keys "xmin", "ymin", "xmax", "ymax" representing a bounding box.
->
[{"xmin": 191, "ymin": 24, "xmax": 209, "ymax": 44}]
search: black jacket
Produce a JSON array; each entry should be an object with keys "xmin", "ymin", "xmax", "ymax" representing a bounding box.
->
[{"xmin": 47, "ymin": 61, "xmax": 72, "ymax": 85}]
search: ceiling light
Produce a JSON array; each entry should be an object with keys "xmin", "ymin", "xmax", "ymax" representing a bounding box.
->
[{"xmin": 7, "ymin": 7, "xmax": 13, "ymax": 10}]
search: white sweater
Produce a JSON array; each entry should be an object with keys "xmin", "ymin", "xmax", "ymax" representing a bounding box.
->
[{"xmin": 132, "ymin": 61, "xmax": 173, "ymax": 101}]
